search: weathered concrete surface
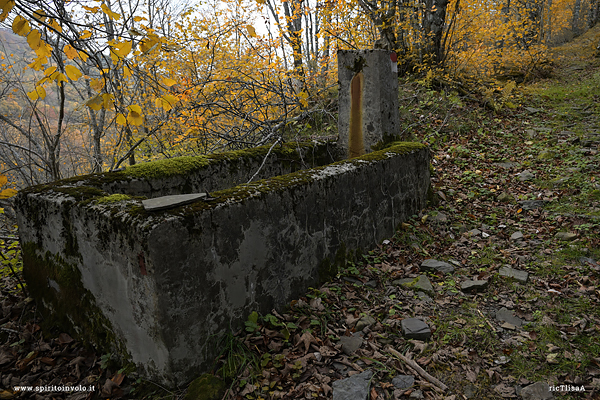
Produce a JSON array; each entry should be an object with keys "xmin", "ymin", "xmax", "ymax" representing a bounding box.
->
[
  {"xmin": 338, "ymin": 49, "xmax": 401, "ymax": 156},
  {"xmin": 15, "ymin": 141, "xmax": 429, "ymax": 386}
]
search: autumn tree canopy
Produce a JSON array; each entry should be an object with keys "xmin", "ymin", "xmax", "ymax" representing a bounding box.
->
[{"xmin": 0, "ymin": 0, "xmax": 598, "ymax": 187}]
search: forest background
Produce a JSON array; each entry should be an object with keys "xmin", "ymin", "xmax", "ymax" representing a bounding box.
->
[{"xmin": 0, "ymin": 0, "xmax": 599, "ymax": 191}]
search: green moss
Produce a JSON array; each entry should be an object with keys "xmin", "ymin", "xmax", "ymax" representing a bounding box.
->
[
  {"xmin": 21, "ymin": 242, "xmax": 129, "ymax": 361},
  {"xmin": 96, "ymin": 194, "xmax": 133, "ymax": 204},
  {"xmin": 590, "ymin": 190, "xmax": 600, "ymax": 200},
  {"xmin": 184, "ymin": 374, "xmax": 226, "ymax": 400}
]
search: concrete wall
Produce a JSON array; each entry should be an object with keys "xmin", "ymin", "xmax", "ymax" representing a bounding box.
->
[{"xmin": 15, "ymin": 141, "xmax": 429, "ymax": 387}]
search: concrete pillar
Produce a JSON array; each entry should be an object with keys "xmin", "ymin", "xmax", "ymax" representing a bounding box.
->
[{"xmin": 337, "ymin": 50, "xmax": 400, "ymax": 158}]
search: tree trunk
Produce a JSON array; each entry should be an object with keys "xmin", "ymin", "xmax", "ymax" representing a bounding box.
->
[{"xmin": 422, "ymin": 0, "xmax": 450, "ymax": 64}]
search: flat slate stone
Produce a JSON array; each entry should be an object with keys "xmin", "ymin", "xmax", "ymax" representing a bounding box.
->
[
  {"xmin": 519, "ymin": 200, "xmax": 548, "ymax": 210},
  {"xmin": 420, "ymin": 259, "xmax": 454, "ymax": 274},
  {"xmin": 401, "ymin": 318, "xmax": 431, "ymax": 341},
  {"xmin": 355, "ymin": 315, "xmax": 376, "ymax": 332},
  {"xmin": 392, "ymin": 374, "xmax": 414, "ymax": 389},
  {"xmin": 396, "ymin": 275, "xmax": 435, "ymax": 296},
  {"xmin": 499, "ymin": 266, "xmax": 529, "ymax": 283},
  {"xmin": 495, "ymin": 307, "xmax": 523, "ymax": 327},
  {"xmin": 465, "ymin": 228, "xmax": 482, "ymax": 237},
  {"xmin": 340, "ymin": 333, "xmax": 363, "ymax": 355},
  {"xmin": 510, "ymin": 231, "xmax": 524, "ymax": 241},
  {"xmin": 493, "ymin": 162, "xmax": 520, "ymax": 169},
  {"xmin": 517, "ymin": 170, "xmax": 535, "ymax": 181},
  {"xmin": 461, "ymin": 280, "xmax": 488, "ymax": 293},
  {"xmin": 332, "ymin": 369, "xmax": 373, "ymax": 400},
  {"xmin": 520, "ymin": 381, "xmax": 553, "ymax": 400},
  {"xmin": 555, "ymin": 232, "xmax": 577, "ymax": 241},
  {"xmin": 142, "ymin": 193, "xmax": 209, "ymax": 211}
]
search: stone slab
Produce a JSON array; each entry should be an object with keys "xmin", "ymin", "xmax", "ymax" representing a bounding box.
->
[
  {"xmin": 142, "ymin": 193, "xmax": 209, "ymax": 211},
  {"xmin": 392, "ymin": 374, "xmax": 414, "ymax": 389},
  {"xmin": 420, "ymin": 259, "xmax": 454, "ymax": 274},
  {"xmin": 499, "ymin": 266, "xmax": 529, "ymax": 283},
  {"xmin": 332, "ymin": 369, "xmax": 373, "ymax": 400},
  {"xmin": 495, "ymin": 307, "xmax": 523, "ymax": 327},
  {"xmin": 520, "ymin": 382, "xmax": 553, "ymax": 400},
  {"xmin": 401, "ymin": 318, "xmax": 431, "ymax": 340},
  {"xmin": 340, "ymin": 333, "xmax": 363, "ymax": 356},
  {"xmin": 461, "ymin": 280, "xmax": 488, "ymax": 293}
]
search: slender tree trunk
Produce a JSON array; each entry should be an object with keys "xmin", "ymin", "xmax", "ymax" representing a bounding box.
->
[
  {"xmin": 572, "ymin": 0, "xmax": 582, "ymax": 34},
  {"xmin": 422, "ymin": 0, "xmax": 450, "ymax": 64}
]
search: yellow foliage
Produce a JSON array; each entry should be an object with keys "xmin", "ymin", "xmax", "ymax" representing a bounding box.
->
[
  {"xmin": 27, "ymin": 85, "xmax": 46, "ymax": 101},
  {"xmin": 65, "ymin": 65, "xmax": 83, "ymax": 81},
  {"xmin": 26, "ymin": 29, "xmax": 42, "ymax": 50},
  {"xmin": 101, "ymin": 3, "xmax": 121, "ymax": 20},
  {"xmin": 64, "ymin": 44, "xmax": 78, "ymax": 60},
  {"xmin": 127, "ymin": 104, "xmax": 144, "ymax": 125},
  {"xmin": 12, "ymin": 15, "xmax": 30, "ymax": 36}
]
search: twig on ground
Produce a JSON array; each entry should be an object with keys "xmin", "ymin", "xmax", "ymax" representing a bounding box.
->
[{"xmin": 385, "ymin": 346, "xmax": 448, "ymax": 392}]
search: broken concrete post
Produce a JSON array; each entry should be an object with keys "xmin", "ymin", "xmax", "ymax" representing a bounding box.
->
[{"xmin": 337, "ymin": 50, "xmax": 400, "ymax": 157}]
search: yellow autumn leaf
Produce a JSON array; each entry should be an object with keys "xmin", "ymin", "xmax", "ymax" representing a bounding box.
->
[
  {"xmin": 0, "ymin": 188, "xmax": 17, "ymax": 199},
  {"xmin": 101, "ymin": 3, "xmax": 121, "ymax": 20},
  {"xmin": 80, "ymin": 30, "xmax": 92, "ymax": 40},
  {"xmin": 28, "ymin": 56, "xmax": 47, "ymax": 71},
  {"xmin": 1, "ymin": 0, "xmax": 16, "ymax": 22},
  {"xmin": 27, "ymin": 29, "xmax": 42, "ymax": 50},
  {"xmin": 246, "ymin": 25, "xmax": 256, "ymax": 37},
  {"xmin": 90, "ymin": 78, "xmax": 104, "ymax": 91},
  {"xmin": 49, "ymin": 71, "xmax": 67, "ymax": 84},
  {"xmin": 12, "ymin": 15, "xmax": 30, "ymax": 36},
  {"xmin": 297, "ymin": 91, "xmax": 308, "ymax": 108},
  {"xmin": 86, "ymin": 94, "xmax": 103, "ymax": 111},
  {"xmin": 82, "ymin": 5, "xmax": 100, "ymax": 12},
  {"xmin": 127, "ymin": 104, "xmax": 144, "ymax": 126},
  {"xmin": 115, "ymin": 113, "xmax": 127, "ymax": 126},
  {"xmin": 162, "ymin": 77, "xmax": 177, "ymax": 86},
  {"xmin": 0, "ymin": 174, "xmax": 7, "ymax": 186},
  {"xmin": 64, "ymin": 44, "xmax": 78, "ymax": 60},
  {"xmin": 32, "ymin": 9, "xmax": 46, "ymax": 22},
  {"xmin": 34, "ymin": 43, "xmax": 52, "ymax": 59},
  {"xmin": 27, "ymin": 85, "xmax": 46, "ymax": 101},
  {"xmin": 65, "ymin": 65, "xmax": 82, "ymax": 81},
  {"xmin": 115, "ymin": 40, "xmax": 132, "ymax": 57},
  {"xmin": 101, "ymin": 93, "xmax": 113, "ymax": 109},
  {"xmin": 48, "ymin": 19, "xmax": 62, "ymax": 33},
  {"xmin": 139, "ymin": 35, "xmax": 159, "ymax": 53},
  {"xmin": 78, "ymin": 50, "xmax": 89, "ymax": 62},
  {"xmin": 44, "ymin": 66, "xmax": 57, "ymax": 76},
  {"xmin": 155, "ymin": 94, "xmax": 177, "ymax": 111}
]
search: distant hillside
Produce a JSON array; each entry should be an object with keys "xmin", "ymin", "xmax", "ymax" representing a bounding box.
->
[{"xmin": 0, "ymin": 28, "xmax": 31, "ymax": 60}]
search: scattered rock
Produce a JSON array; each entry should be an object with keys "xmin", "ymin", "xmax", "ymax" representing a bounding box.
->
[
  {"xmin": 396, "ymin": 275, "xmax": 435, "ymax": 296},
  {"xmin": 417, "ymin": 292, "xmax": 433, "ymax": 302},
  {"xmin": 409, "ymin": 389, "xmax": 424, "ymax": 399},
  {"xmin": 461, "ymin": 280, "xmax": 489, "ymax": 293},
  {"xmin": 519, "ymin": 200, "xmax": 547, "ymax": 210},
  {"xmin": 510, "ymin": 231, "xmax": 524, "ymax": 241},
  {"xmin": 392, "ymin": 374, "xmax": 414, "ymax": 389},
  {"xmin": 537, "ymin": 150, "xmax": 555, "ymax": 160},
  {"xmin": 499, "ymin": 266, "xmax": 529, "ymax": 283},
  {"xmin": 465, "ymin": 229, "xmax": 481, "ymax": 237},
  {"xmin": 524, "ymin": 107, "xmax": 542, "ymax": 114},
  {"xmin": 493, "ymin": 162, "xmax": 520, "ymax": 169},
  {"xmin": 332, "ymin": 369, "xmax": 373, "ymax": 400},
  {"xmin": 517, "ymin": 170, "xmax": 535, "ymax": 181},
  {"xmin": 495, "ymin": 307, "xmax": 523, "ymax": 327},
  {"xmin": 520, "ymin": 381, "xmax": 553, "ymax": 400},
  {"xmin": 500, "ymin": 322, "xmax": 517, "ymax": 330},
  {"xmin": 354, "ymin": 315, "xmax": 376, "ymax": 332},
  {"xmin": 498, "ymin": 192, "xmax": 514, "ymax": 202},
  {"xmin": 420, "ymin": 259, "xmax": 454, "ymax": 274},
  {"xmin": 184, "ymin": 374, "xmax": 226, "ymax": 400},
  {"xmin": 555, "ymin": 232, "xmax": 577, "ymax": 241},
  {"xmin": 340, "ymin": 334, "xmax": 363, "ymax": 356},
  {"xmin": 429, "ymin": 212, "xmax": 448, "ymax": 223},
  {"xmin": 401, "ymin": 318, "xmax": 432, "ymax": 341}
]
